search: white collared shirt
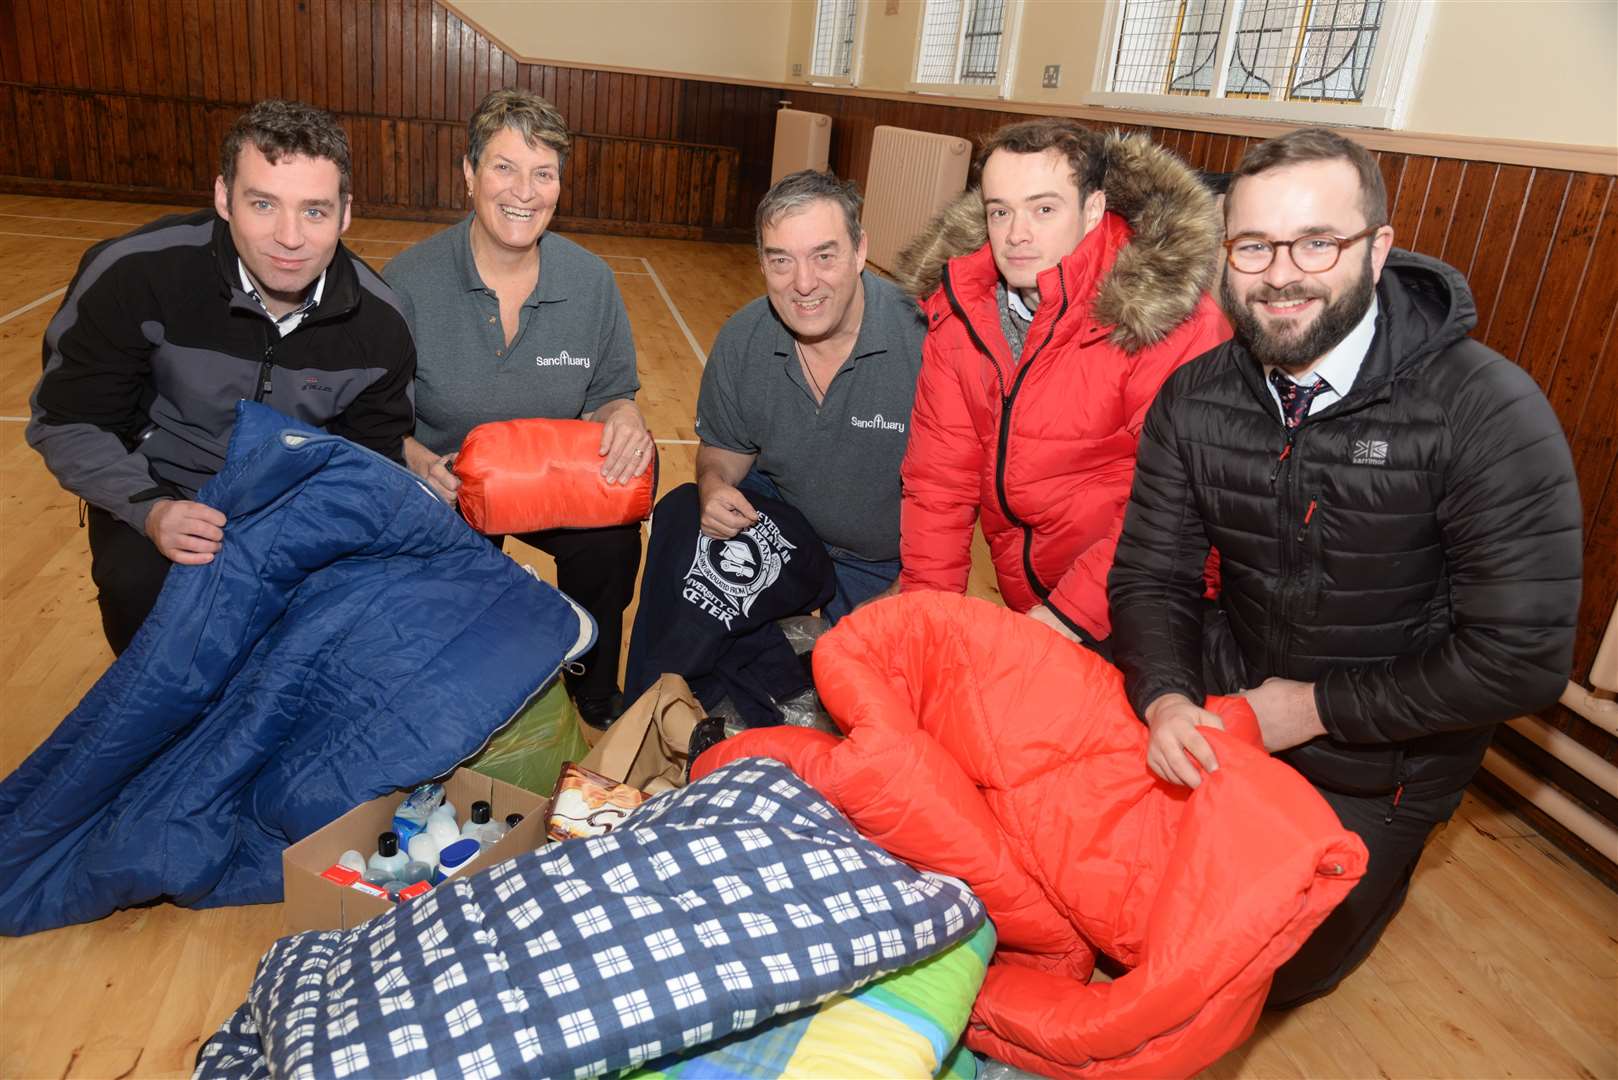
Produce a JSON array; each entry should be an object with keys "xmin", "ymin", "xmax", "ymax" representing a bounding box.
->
[
  {"xmin": 1265, "ymin": 295, "xmax": 1379, "ymax": 418},
  {"xmin": 239, "ymin": 259, "xmax": 326, "ymax": 337}
]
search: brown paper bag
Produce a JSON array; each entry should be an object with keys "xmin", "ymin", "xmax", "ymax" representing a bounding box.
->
[{"xmin": 579, "ymin": 674, "xmax": 704, "ymax": 795}]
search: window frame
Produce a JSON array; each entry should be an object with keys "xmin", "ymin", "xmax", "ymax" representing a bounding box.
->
[
  {"xmin": 908, "ymin": 0, "xmax": 1027, "ymax": 100},
  {"xmin": 807, "ymin": 0, "xmax": 867, "ymax": 87},
  {"xmin": 1087, "ymin": 0, "xmax": 1435, "ymax": 128}
]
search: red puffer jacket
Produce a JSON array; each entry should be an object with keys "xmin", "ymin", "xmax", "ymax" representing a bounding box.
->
[
  {"xmin": 895, "ymin": 134, "xmax": 1230, "ymax": 641},
  {"xmin": 694, "ymin": 592, "xmax": 1366, "ymax": 1078}
]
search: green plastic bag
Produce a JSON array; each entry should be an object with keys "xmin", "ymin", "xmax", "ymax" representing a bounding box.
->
[{"xmin": 466, "ymin": 679, "xmax": 589, "ymax": 796}]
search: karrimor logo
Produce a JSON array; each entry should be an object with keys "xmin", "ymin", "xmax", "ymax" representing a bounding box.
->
[
  {"xmin": 850, "ymin": 412, "xmax": 905, "ymax": 433},
  {"xmin": 1352, "ymin": 439, "xmax": 1388, "ymax": 466},
  {"xmin": 535, "ymin": 349, "xmax": 591, "ymax": 368}
]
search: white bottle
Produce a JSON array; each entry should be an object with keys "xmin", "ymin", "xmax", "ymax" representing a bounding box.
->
[
  {"xmin": 337, "ymin": 849, "xmax": 368, "ymax": 875},
  {"xmin": 407, "ymin": 833, "xmax": 440, "ymax": 868},
  {"xmin": 368, "ymin": 832, "xmax": 409, "ymax": 877},
  {"xmin": 426, "ymin": 806, "xmax": 461, "ymax": 849},
  {"xmin": 461, "ymin": 801, "xmax": 495, "ymax": 841}
]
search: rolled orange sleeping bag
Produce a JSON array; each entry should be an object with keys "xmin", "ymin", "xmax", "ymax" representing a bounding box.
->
[{"xmin": 453, "ymin": 418, "xmax": 659, "ymax": 535}]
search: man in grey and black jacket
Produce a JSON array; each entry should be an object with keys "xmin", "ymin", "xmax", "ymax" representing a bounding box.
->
[
  {"xmin": 1108, "ymin": 128, "xmax": 1581, "ymax": 1007},
  {"xmin": 28, "ymin": 100, "xmax": 415, "ymax": 655}
]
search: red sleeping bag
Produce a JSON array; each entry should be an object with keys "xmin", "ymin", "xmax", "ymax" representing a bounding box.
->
[
  {"xmin": 453, "ymin": 418, "xmax": 659, "ymax": 535},
  {"xmin": 694, "ymin": 592, "xmax": 1367, "ymax": 1078}
]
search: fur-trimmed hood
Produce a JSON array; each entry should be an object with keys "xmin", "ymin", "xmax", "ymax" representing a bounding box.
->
[{"xmin": 892, "ymin": 130, "xmax": 1222, "ymax": 353}]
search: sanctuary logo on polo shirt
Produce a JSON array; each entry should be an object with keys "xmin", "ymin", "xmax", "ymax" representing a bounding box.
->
[
  {"xmin": 850, "ymin": 412, "xmax": 905, "ymax": 432},
  {"xmin": 536, "ymin": 349, "xmax": 592, "ymax": 369}
]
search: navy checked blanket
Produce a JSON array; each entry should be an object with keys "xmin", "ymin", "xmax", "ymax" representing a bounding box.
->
[{"xmin": 195, "ymin": 758, "xmax": 985, "ymax": 1079}]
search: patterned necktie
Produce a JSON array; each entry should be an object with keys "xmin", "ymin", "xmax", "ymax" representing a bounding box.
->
[{"xmin": 1270, "ymin": 370, "xmax": 1332, "ymax": 429}]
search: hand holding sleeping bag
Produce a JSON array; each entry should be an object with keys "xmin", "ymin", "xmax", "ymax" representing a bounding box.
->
[{"xmin": 453, "ymin": 418, "xmax": 659, "ymax": 535}]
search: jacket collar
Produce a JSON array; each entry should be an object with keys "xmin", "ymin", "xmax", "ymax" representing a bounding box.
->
[
  {"xmin": 1231, "ymin": 250, "xmax": 1479, "ymax": 418},
  {"xmin": 900, "ymin": 131, "xmax": 1222, "ymax": 354},
  {"xmin": 213, "ymin": 212, "xmax": 360, "ymax": 324}
]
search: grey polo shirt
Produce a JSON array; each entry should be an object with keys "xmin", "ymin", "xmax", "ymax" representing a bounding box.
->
[
  {"xmin": 384, "ymin": 216, "xmax": 639, "ymax": 454},
  {"xmin": 695, "ymin": 271, "xmax": 926, "ymax": 562}
]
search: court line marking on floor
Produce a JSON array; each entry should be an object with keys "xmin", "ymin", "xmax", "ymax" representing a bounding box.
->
[
  {"xmin": 640, "ymin": 257, "xmax": 705, "ymax": 367},
  {"xmin": 0, "ymin": 229, "xmax": 115, "ymax": 243},
  {"xmin": 0, "ymin": 286, "xmax": 67, "ymax": 326},
  {"xmin": 0, "ymin": 416, "xmax": 28, "ymax": 422},
  {"xmin": 0, "ymin": 211, "xmax": 157, "ymax": 228}
]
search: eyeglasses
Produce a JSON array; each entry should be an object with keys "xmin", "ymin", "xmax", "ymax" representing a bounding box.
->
[{"xmin": 1222, "ymin": 225, "xmax": 1382, "ymax": 273}]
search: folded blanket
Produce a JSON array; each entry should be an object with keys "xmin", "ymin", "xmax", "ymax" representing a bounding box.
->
[
  {"xmin": 195, "ymin": 758, "xmax": 985, "ymax": 1080},
  {"xmin": 630, "ymin": 919, "xmax": 996, "ymax": 1079}
]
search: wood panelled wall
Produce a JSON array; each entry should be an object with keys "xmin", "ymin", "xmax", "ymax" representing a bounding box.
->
[{"xmin": 3, "ymin": 1, "xmax": 1614, "ymax": 770}]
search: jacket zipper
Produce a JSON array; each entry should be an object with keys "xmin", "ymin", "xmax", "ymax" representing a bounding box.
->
[
  {"xmin": 254, "ymin": 334, "xmax": 275, "ymax": 403},
  {"xmin": 1385, "ymin": 751, "xmax": 1407, "ymax": 823},
  {"xmin": 941, "ymin": 265, "xmax": 1071, "ymax": 600},
  {"xmin": 1266, "ymin": 425, "xmax": 1297, "ymax": 669}
]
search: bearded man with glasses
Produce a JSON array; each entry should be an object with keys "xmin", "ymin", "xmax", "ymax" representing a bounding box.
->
[{"xmin": 1108, "ymin": 127, "xmax": 1581, "ymax": 1008}]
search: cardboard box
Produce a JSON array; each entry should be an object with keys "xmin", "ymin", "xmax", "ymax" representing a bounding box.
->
[{"xmin": 282, "ymin": 769, "xmax": 550, "ymax": 933}]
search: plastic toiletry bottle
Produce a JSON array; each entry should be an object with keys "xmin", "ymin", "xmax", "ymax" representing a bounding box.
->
[
  {"xmin": 363, "ymin": 868, "xmax": 395, "ymax": 888},
  {"xmin": 399, "ymin": 860, "xmax": 434, "ymax": 885},
  {"xmin": 462, "ymin": 801, "xmax": 494, "ymax": 839},
  {"xmin": 392, "ymin": 783, "xmax": 446, "ymax": 847},
  {"xmin": 432, "ymin": 838, "xmax": 481, "ymax": 884},
  {"xmin": 407, "ymin": 833, "xmax": 440, "ymax": 869},
  {"xmin": 337, "ymin": 849, "xmax": 368, "ymax": 875},
  {"xmin": 505, "ymin": 812, "xmax": 524, "ymax": 830},
  {"xmin": 369, "ymin": 832, "xmax": 409, "ymax": 878}
]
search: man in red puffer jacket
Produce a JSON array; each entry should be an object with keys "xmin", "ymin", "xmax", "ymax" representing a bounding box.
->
[{"xmin": 895, "ymin": 120, "xmax": 1229, "ymax": 655}]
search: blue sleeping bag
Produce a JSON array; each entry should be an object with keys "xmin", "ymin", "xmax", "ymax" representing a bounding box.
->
[{"xmin": 0, "ymin": 403, "xmax": 593, "ymax": 936}]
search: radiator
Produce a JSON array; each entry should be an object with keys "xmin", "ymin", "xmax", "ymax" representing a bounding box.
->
[
  {"xmin": 861, "ymin": 125, "xmax": 972, "ymax": 274},
  {"xmin": 770, "ymin": 108, "xmax": 832, "ymax": 185}
]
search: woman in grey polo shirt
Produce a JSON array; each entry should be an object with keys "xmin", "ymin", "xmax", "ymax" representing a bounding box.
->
[{"xmin": 386, "ymin": 89, "xmax": 653, "ymax": 729}]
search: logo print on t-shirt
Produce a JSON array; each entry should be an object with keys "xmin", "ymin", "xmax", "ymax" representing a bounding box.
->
[
  {"xmin": 850, "ymin": 412, "xmax": 905, "ymax": 432},
  {"xmin": 683, "ymin": 513, "xmax": 796, "ymax": 628},
  {"xmin": 534, "ymin": 349, "xmax": 592, "ymax": 368}
]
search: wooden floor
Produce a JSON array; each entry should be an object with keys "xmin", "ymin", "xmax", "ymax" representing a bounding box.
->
[{"xmin": 0, "ymin": 195, "xmax": 1613, "ymax": 1079}]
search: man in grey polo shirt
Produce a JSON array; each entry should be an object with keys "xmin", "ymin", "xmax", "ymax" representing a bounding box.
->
[{"xmin": 692, "ymin": 169, "xmax": 926, "ymax": 621}]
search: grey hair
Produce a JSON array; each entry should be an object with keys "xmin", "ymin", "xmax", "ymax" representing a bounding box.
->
[
  {"xmin": 754, "ymin": 170, "xmax": 863, "ymax": 255},
  {"xmin": 466, "ymin": 88, "xmax": 571, "ymax": 172}
]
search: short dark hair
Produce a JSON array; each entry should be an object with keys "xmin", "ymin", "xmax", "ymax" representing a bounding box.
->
[
  {"xmin": 219, "ymin": 99, "xmax": 352, "ymax": 201},
  {"xmin": 976, "ymin": 118, "xmax": 1107, "ymax": 200},
  {"xmin": 466, "ymin": 88, "xmax": 571, "ymax": 171},
  {"xmin": 1228, "ymin": 127, "xmax": 1387, "ymax": 227},
  {"xmin": 754, "ymin": 170, "xmax": 863, "ymax": 255}
]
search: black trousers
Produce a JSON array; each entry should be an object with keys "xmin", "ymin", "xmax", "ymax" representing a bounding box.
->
[
  {"xmin": 87, "ymin": 505, "xmax": 173, "ymax": 656},
  {"xmin": 1266, "ymin": 781, "xmax": 1466, "ymax": 1008},
  {"xmin": 493, "ymin": 523, "xmax": 641, "ymax": 702}
]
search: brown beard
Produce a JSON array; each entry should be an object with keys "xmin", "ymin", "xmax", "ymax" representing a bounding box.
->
[{"xmin": 1220, "ymin": 245, "xmax": 1376, "ymax": 374}]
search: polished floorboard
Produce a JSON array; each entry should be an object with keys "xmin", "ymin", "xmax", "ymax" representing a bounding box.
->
[{"xmin": 0, "ymin": 196, "xmax": 1612, "ymax": 1079}]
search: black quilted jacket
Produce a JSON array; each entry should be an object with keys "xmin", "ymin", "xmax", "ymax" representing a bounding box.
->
[{"xmin": 1109, "ymin": 250, "xmax": 1582, "ymax": 799}]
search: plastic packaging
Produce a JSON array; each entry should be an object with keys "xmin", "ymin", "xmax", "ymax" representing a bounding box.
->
[
  {"xmin": 368, "ymin": 832, "xmax": 408, "ymax": 877},
  {"xmin": 776, "ymin": 614, "xmax": 830, "ymax": 656},
  {"xmin": 466, "ymin": 679, "xmax": 590, "ymax": 795},
  {"xmin": 337, "ymin": 849, "xmax": 367, "ymax": 875},
  {"xmin": 391, "ymin": 783, "xmax": 446, "ymax": 847},
  {"xmin": 432, "ymin": 838, "xmax": 481, "ymax": 884}
]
